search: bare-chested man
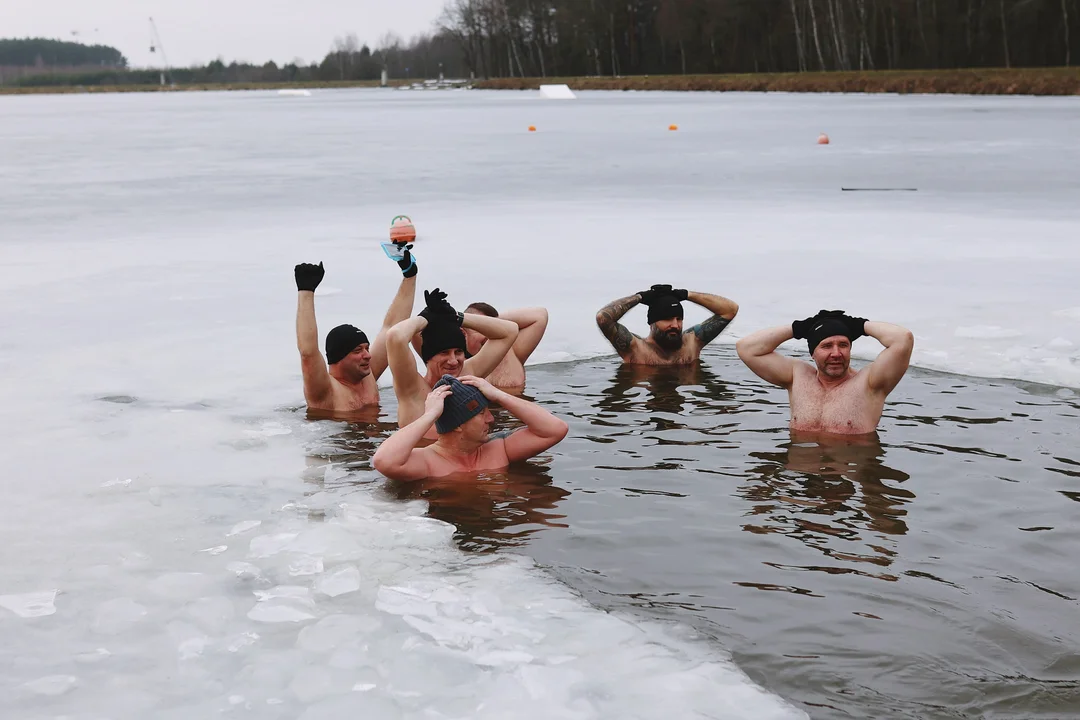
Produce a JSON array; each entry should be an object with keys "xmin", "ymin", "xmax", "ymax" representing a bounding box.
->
[
  {"xmin": 293, "ymin": 245, "xmax": 418, "ymax": 414},
  {"xmin": 461, "ymin": 303, "xmax": 548, "ymax": 390},
  {"xmin": 736, "ymin": 310, "xmax": 915, "ymax": 435},
  {"xmin": 595, "ymin": 284, "xmax": 739, "ymax": 366},
  {"xmin": 386, "ymin": 288, "xmax": 519, "ymax": 435},
  {"xmin": 372, "ymin": 375, "xmax": 568, "ymax": 481}
]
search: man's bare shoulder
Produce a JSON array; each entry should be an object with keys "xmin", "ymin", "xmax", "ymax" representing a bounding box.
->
[{"xmin": 789, "ymin": 361, "xmax": 821, "ymax": 386}]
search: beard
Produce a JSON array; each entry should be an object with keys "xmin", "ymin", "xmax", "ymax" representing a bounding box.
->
[
  {"xmin": 653, "ymin": 328, "xmax": 684, "ymax": 351},
  {"xmin": 820, "ymin": 359, "xmax": 848, "ymax": 377}
]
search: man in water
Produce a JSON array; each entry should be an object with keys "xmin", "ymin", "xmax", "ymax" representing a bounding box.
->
[
  {"xmin": 595, "ymin": 284, "xmax": 739, "ymax": 365},
  {"xmin": 385, "ymin": 288, "xmax": 519, "ymax": 432},
  {"xmin": 373, "ymin": 375, "xmax": 568, "ymax": 481},
  {"xmin": 293, "ymin": 245, "xmax": 418, "ymax": 413},
  {"xmin": 736, "ymin": 310, "xmax": 914, "ymax": 435},
  {"xmin": 460, "ymin": 303, "xmax": 549, "ymax": 390}
]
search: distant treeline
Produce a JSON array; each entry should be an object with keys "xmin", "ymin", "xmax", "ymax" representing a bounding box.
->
[
  {"xmin": 2, "ymin": 34, "xmax": 468, "ymax": 88},
  {"xmin": 7, "ymin": 0, "xmax": 1080, "ymax": 92},
  {"xmin": 435, "ymin": 0, "xmax": 1078, "ymax": 77},
  {"xmin": 0, "ymin": 38, "xmax": 126, "ymax": 68}
]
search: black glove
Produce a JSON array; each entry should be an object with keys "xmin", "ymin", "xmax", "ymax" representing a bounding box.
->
[
  {"xmin": 671, "ymin": 288, "xmax": 689, "ymax": 302},
  {"xmin": 792, "ymin": 309, "xmax": 835, "ymax": 339},
  {"xmin": 843, "ymin": 314, "xmax": 868, "ymax": 339},
  {"xmin": 294, "ymin": 262, "xmax": 325, "ymax": 292},
  {"xmin": 393, "ymin": 242, "xmax": 418, "ymax": 279},
  {"xmin": 637, "ymin": 284, "xmax": 673, "ymax": 305},
  {"xmin": 792, "ymin": 309, "xmax": 865, "ymax": 340},
  {"xmin": 420, "ymin": 288, "xmax": 460, "ymax": 324}
]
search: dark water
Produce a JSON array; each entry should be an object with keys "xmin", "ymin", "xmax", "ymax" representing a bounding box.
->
[{"xmin": 318, "ymin": 346, "xmax": 1080, "ymax": 719}]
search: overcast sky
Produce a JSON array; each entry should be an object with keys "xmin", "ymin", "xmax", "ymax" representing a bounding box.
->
[{"xmin": 1, "ymin": 0, "xmax": 449, "ymax": 68}]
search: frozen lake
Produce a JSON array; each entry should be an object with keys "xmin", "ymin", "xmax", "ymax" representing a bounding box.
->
[{"xmin": 1, "ymin": 88, "xmax": 1078, "ymax": 718}]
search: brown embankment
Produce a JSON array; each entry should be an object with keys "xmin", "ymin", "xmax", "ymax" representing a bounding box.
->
[{"xmin": 475, "ymin": 69, "xmax": 1080, "ymax": 96}]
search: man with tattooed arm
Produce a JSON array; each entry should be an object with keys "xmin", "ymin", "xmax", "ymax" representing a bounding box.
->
[{"xmin": 594, "ymin": 284, "xmax": 739, "ymax": 366}]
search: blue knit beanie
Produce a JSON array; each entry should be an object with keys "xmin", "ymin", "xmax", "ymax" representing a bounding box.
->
[{"xmin": 433, "ymin": 375, "xmax": 489, "ymax": 434}]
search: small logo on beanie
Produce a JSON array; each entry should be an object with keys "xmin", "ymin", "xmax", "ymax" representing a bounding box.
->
[{"xmin": 466, "ymin": 400, "xmax": 480, "ymax": 412}]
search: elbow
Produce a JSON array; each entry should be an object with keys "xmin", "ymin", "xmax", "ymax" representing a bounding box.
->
[
  {"xmin": 555, "ymin": 419, "xmax": 569, "ymax": 442},
  {"xmin": 595, "ymin": 312, "xmax": 608, "ymax": 331},
  {"xmin": 386, "ymin": 325, "xmax": 409, "ymax": 347},
  {"xmin": 372, "ymin": 449, "xmax": 391, "ymax": 477},
  {"xmin": 735, "ymin": 337, "xmax": 751, "ymax": 361},
  {"xmin": 548, "ymin": 418, "xmax": 569, "ymax": 444},
  {"xmin": 901, "ymin": 330, "xmax": 915, "ymax": 352},
  {"xmin": 501, "ymin": 322, "xmax": 520, "ymax": 344}
]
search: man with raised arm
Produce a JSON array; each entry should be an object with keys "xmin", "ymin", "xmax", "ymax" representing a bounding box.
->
[
  {"xmin": 372, "ymin": 375, "xmax": 568, "ymax": 481},
  {"xmin": 735, "ymin": 310, "xmax": 915, "ymax": 435},
  {"xmin": 595, "ymin": 284, "xmax": 739, "ymax": 366},
  {"xmin": 460, "ymin": 303, "xmax": 548, "ymax": 390},
  {"xmin": 385, "ymin": 288, "xmax": 519, "ymax": 433},
  {"xmin": 293, "ymin": 244, "xmax": 418, "ymax": 413}
]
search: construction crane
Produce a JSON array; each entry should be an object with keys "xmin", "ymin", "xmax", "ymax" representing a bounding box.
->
[{"xmin": 148, "ymin": 17, "xmax": 175, "ymax": 87}]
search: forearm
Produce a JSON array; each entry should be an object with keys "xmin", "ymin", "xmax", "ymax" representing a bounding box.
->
[
  {"xmin": 595, "ymin": 294, "xmax": 640, "ymax": 332},
  {"xmin": 382, "ymin": 276, "xmax": 417, "ymax": 330},
  {"xmin": 387, "ymin": 316, "xmax": 428, "ymax": 372},
  {"xmin": 864, "ymin": 321, "xmax": 913, "ymax": 349},
  {"xmin": 736, "ymin": 325, "xmax": 793, "ymax": 357},
  {"xmin": 373, "ymin": 411, "xmax": 437, "ymax": 466},
  {"xmin": 464, "ymin": 314, "xmax": 517, "ymax": 341},
  {"xmin": 687, "ymin": 291, "xmax": 738, "ymax": 319},
  {"xmin": 489, "ymin": 389, "xmax": 566, "ymax": 438},
  {"xmin": 499, "ymin": 307, "xmax": 546, "ymax": 330},
  {"xmin": 388, "ymin": 316, "xmax": 427, "ymax": 348},
  {"xmin": 296, "ymin": 292, "xmax": 320, "ymax": 356}
]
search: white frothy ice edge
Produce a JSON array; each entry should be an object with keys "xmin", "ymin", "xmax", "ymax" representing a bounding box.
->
[{"xmin": 231, "ymin": 492, "xmax": 807, "ymax": 719}]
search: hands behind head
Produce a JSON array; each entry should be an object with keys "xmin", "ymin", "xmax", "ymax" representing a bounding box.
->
[
  {"xmin": 459, "ymin": 374, "xmax": 498, "ymax": 399},
  {"xmin": 425, "ymin": 384, "xmax": 452, "ymax": 417},
  {"xmin": 391, "ymin": 242, "xmax": 418, "ymax": 278},
  {"xmin": 294, "ymin": 262, "xmax": 325, "ymax": 292},
  {"xmin": 792, "ymin": 309, "xmax": 868, "ymax": 340},
  {"xmin": 637, "ymin": 284, "xmax": 687, "ymax": 305},
  {"xmin": 420, "ymin": 288, "xmax": 459, "ymax": 324}
]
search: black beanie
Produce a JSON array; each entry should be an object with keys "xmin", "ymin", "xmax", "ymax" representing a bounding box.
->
[
  {"xmin": 646, "ymin": 296, "xmax": 685, "ymax": 325},
  {"xmin": 325, "ymin": 324, "xmax": 369, "ymax": 365},
  {"xmin": 806, "ymin": 317, "xmax": 853, "ymax": 354},
  {"xmin": 421, "ymin": 319, "xmax": 466, "ymax": 363}
]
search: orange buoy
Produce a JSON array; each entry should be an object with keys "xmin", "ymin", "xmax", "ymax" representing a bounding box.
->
[
  {"xmin": 389, "ymin": 215, "xmax": 416, "ymax": 243},
  {"xmin": 528, "ymin": 125, "xmax": 536, "ymax": 132},
  {"xmin": 817, "ymin": 133, "xmax": 830, "ymax": 145},
  {"xmin": 669, "ymin": 124, "xmax": 678, "ymax": 131}
]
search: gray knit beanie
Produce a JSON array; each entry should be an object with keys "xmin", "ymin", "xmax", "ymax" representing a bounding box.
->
[{"xmin": 433, "ymin": 375, "xmax": 489, "ymax": 434}]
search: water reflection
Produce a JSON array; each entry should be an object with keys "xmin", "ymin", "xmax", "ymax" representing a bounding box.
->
[
  {"xmin": 742, "ymin": 431, "xmax": 914, "ymax": 576},
  {"xmin": 595, "ymin": 361, "xmax": 736, "ymax": 422},
  {"xmin": 387, "ymin": 463, "xmax": 571, "ymax": 553}
]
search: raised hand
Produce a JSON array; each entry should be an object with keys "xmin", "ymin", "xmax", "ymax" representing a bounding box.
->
[
  {"xmin": 424, "ymin": 384, "xmax": 452, "ymax": 418},
  {"xmin": 393, "ymin": 242, "xmax": 418, "ymax": 278},
  {"xmin": 671, "ymin": 288, "xmax": 689, "ymax": 301},
  {"xmin": 637, "ymin": 284, "xmax": 672, "ymax": 305},
  {"xmin": 458, "ymin": 374, "xmax": 499, "ymax": 400},
  {"xmin": 295, "ymin": 262, "xmax": 325, "ymax": 292},
  {"xmin": 791, "ymin": 311, "xmax": 824, "ymax": 339},
  {"xmin": 842, "ymin": 314, "xmax": 868, "ymax": 339},
  {"xmin": 419, "ymin": 288, "xmax": 459, "ymax": 324}
]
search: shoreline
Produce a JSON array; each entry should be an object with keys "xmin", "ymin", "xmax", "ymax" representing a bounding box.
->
[
  {"xmin": 476, "ymin": 68, "xmax": 1080, "ymax": 95},
  {"xmin": 2, "ymin": 69, "xmax": 1079, "ymax": 97}
]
